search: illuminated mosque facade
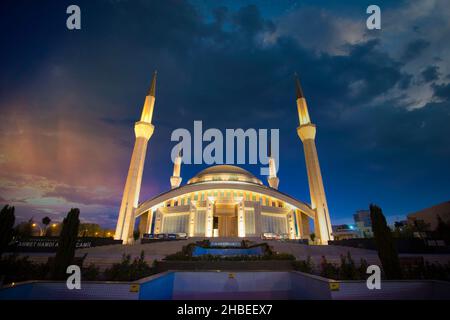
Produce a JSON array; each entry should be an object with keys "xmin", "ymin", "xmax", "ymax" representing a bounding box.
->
[{"xmin": 114, "ymin": 72, "xmax": 333, "ymax": 244}]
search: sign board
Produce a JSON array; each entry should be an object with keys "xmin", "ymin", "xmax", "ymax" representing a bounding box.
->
[
  {"xmin": 329, "ymin": 282, "xmax": 340, "ymax": 291},
  {"xmin": 210, "ymin": 241, "xmax": 241, "ymax": 248},
  {"xmin": 129, "ymin": 284, "xmax": 140, "ymax": 293}
]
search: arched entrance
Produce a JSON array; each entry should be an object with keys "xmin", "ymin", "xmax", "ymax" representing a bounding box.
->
[{"xmin": 214, "ymin": 203, "xmax": 237, "ymax": 237}]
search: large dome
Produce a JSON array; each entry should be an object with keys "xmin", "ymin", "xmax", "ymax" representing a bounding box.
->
[{"xmin": 187, "ymin": 165, "xmax": 263, "ymax": 185}]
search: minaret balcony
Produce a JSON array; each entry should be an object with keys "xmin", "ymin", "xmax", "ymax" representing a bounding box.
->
[
  {"xmin": 134, "ymin": 121, "xmax": 154, "ymax": 140},
  {"xmin": 297, "ymin": 123, "xmax": 316, "ymax": 141}
]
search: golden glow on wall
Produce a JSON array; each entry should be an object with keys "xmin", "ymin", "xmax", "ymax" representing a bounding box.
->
[{"xmin": 164, "ymin": 189, "xmax": 285, "ymax": 209}]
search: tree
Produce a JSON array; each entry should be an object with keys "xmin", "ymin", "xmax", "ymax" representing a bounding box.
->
[
  {"xmin": 370, "ymin": 204, "xmax": 402, "ymax": 279},
  {"xmin": 392, "ymin": 221, "xmax": 414, "ymax": 238},
  {"xmin": 435, "ymin": 215, "xmax": 450, "ymax": 242},
  {"xmin": 15, "ymin": 218, "xmax": 34, "ymax": 238},
  {"xmin": 0, "ymin": 205, "xmax": 15, "ymax": 258},
  {"xmin": 42, "ymin": 216, "xmax": 51, "ymax": 237},
  {"xmin": 51, "ymin": 208, "xmax": 80, "ymax": 280},
  {"xmin": 412, "ymin": 219, "xmax": 430, "ymax": 233},
  {"xmin": 78, "ymin": 223, "xmax": 101, "ymax": 237}
]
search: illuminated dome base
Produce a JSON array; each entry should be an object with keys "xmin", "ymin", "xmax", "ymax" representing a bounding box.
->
[
  {"xmin": 187, "ymin": 165, "xmax": 263, "ymax": 185},
  {"xmin": 134, "ymin": 165, "xmax": 315, "ymax": 240}
]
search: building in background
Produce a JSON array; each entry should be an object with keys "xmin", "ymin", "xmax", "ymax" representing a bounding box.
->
[
  {"xmin": 407, "ymin": 201, "xmax": 450, "ymax": 231},
  {"xmin": 353, "ymin": 210, "xmax": 373, "ymax": 238},
  {"xmin": 331, "ymin": 224, "xmax": 359, "ymax": 240}
]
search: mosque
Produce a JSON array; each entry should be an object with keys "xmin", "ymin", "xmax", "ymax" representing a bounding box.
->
[{"xmin": 114, "ymin": 72, "xmax": 333, "ymax": 245}]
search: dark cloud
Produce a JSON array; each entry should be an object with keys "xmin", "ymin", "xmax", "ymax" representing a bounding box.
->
[
  {"xmin": 421, "ymin": 65, "xmax": 440, "ymax": 83},
  {"xmin": 232, "ymin": 4, "xmax": 275, "ymax": 36},
  {"xmin": 401, "ymin": 39, "xmax": 430, "ymax": 61},
  {"xmin": 1, "ymin": 0, "xmax": 449, "ymax": 226},
  {"xmin": 433, "ymin": 82, "xmax": 450, "ymax": 100}
]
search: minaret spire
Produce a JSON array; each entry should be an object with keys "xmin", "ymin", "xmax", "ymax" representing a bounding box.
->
[
  {"xmin": 147, "ymin": 70, "xmax": 157, "ymax": 97},
  {"xmin": 115, "ymin": 71, "xmax": 157, "ymax": 244},
  {"xmin": 170, "ymin": 148, "xmax": 182, "ymax": 189},
  {"xmin": 295, "ymin": 72, "xmax": 304, "ymax": 99},
  {"xmin": 295, "ymin": 73, "xmax": 311, "ymax": 125},
  {"xmin": 295, "ymin": 73, "xmax": 333, "ymax": 244},
  {"xmin": 267, "ymin": 141, "xmax": 279, "ymax": 189},
  {"xmin": 140, "ymin": 70, "xmax": 157, "ymax": 123}
]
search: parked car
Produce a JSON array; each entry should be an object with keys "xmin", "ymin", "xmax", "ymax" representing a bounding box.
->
[{"xmin": 261, "ymin": 232, "xmax": 278, "ymax": 240}]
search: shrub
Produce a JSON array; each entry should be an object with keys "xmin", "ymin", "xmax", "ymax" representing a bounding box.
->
[
  {"xmin": 293, "ymin": 256, "xmax": 314, "ymax": 273},
  {"xmin": 338, "ymin": 252, "xmax": 359, "ymax": 280},
  {"xmin": 358, "ymin": 258, "xmax": 369, "ymax": 279},
  {"xmin": 0, "ymin": 254, "xmax": 50, "ymax": 285},
  {"xmin": 403, "ymin": 261, "xmax": 450, "ymax": 281},
  {"xmin": 196, "ymin": 239, "xmax": 210, "ymax": 247},
  {"xmin": 164, "ymin": 245, "xmax": 295, "ymax": 261},
  {"xmin": 269, "ymin": 252, "xmax": 295, "ymax": 260},
  {"xmin": 82, "ymin": 263, "xmax": 101, "ymax": 281},
  {"xmin": 319, "ymin": 256, "xmax": 339, "ymax": 279},
  {"xmin": 103, "ymin": 251, "xmax": 155, "ymax": 281}
]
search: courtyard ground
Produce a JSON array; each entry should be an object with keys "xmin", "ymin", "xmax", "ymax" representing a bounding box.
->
[{"xmin": 17, "ymin": 237, "xmax": 449, "ymax": 270}]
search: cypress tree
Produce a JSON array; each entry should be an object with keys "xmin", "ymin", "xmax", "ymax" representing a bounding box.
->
[
  {"xmin": 51, "ymin": 208, "xmax": 80, "ymax": 280},
  {"xmin": 370, "ymin": 204, "xmax": 402, "ymax": 279},
  {"xmin": 0, "ymin": 205, "xmax": 15, "ymax": 258}
]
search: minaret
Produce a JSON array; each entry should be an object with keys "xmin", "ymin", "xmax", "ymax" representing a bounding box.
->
[
  {"xmin": 295, "ymin": 74, "xmax": 333, "ymax": 244},
  {"xmin": 170, "ymin": 149, "xmax": 182, "ymax": 189},
  {"xmin": 267, "ymin": 143, "xmax": 279, "ymax": 189},
  {"xmin": 115, "ymin": 71, "xmax": 157, "ymax": 244}
]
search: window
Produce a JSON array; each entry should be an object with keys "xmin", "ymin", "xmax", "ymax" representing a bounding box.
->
[
  {"xmin": 245, "ymin": 210, "xmax": 255, "ymax": 235},
  {"xmin": 162, "ymin": 214, "xmax": 189, "ymax": 233},
  {"xmin": 195, "ymin": 211, "xmax": 206, "ymax": 234},
  {"xmin": 261, "ymin": 215, "xmax": 287, "ymax": 234}
]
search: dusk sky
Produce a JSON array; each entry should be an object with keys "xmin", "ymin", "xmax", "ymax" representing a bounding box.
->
[{"xmin": 1, "ymin": 0, "xmax": 449, "ymax": 228}]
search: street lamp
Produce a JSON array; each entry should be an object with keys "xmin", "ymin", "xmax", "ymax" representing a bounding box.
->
[{"xmin": 31, "ymin": 223, "xmax": 43, "ymax": 236}]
